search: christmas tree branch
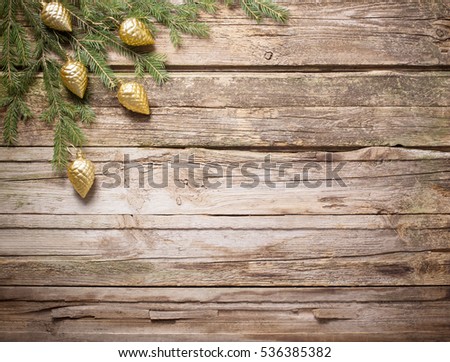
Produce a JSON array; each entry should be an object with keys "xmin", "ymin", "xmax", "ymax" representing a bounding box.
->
[
  {"xmin": 240, "ymin": 0, "xmax": 261, "ymax": 22},
  {"xmin": 1, "ymin": 0, "xmax": 289, "ymax": 170},
  {"xmin": 239, "ymin": 0, "xmax": 289, "ymax": 23},
  {"xmin": 18, "ymin": 0, "xmax": 94, "ymax": 170},
  {"xmin": 185, "ymin": 0, "xmax": 219, "ymax": 14},
  {"xmin": 19, "ymin": 0, "xmax": 68, "ymax": 58},
  {"xmin": 67, "ymin": 7, "xmax": 169, "ymax": 84},
  {"xmin": 133, "ymin": 0, "xmax": 210, "ymax": 47},
  {"xmin": 40, "ymin": 53, "xmax": 87, "ymax": 170},
  {"xmin": 70, "ymin": 34, "xmax": 118, "ymax": 89},
  {"xmin": 0, "ymin": 0, "xmax": 33, "ymax": 144}
]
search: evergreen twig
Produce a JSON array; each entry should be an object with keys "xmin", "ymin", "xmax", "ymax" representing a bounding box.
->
[
  {"xmin": 1, "ymin": 0, "xmax": 289, "ymax": 170},
  {"xmin": 40, "ymin": 55, "xmax": 86, "ymax": 169},
  {"xmin": 0, "ymin": 0, "xmax": 34, "ymax": 144},
  {"xmin": 66, "ymin": 7, "xmax": 169, "ymax": 84}
]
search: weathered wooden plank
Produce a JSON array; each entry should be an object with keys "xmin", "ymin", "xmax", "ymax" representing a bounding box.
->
[
  {"xmin": 2, "ymin": 302, "xmax": 449, "ymax": 325},
  {"xmin": 0, "ymin": 331, "xmax": 446, "ymax": 342},
  {"xmin": 9, "ymin": 106, "xmax": 450, "ymax": 149},
  {"xmin": 1, "ymin": 146, "xmax": 447, "ymax": 162},
  {"xmin": 2, "ymin": 286, "xmax": 448, "ymax": 303},
  {"xmin": 0, "ymin": 212, "xmax": 447, "ymax": 286},
  {"xmin": 23, "ymin": 72, "xmax": 450, "ymax": 108},
  {"xmin": 1, "ymin": 331, "xmax": 446, "ymax": 342},
  {"xmin": 0, "ymin": 148, "xmax": 448, "ymax": 215},
  {"xmin": 0, "ymin": 287, "xmax": 449, "ymax": 341},
  {"xmin": 0, "ymin": 0, "xmax": 447, "ymax": 344},
  {"xmin": 107, "ymin": 1, "xmax": 450, "ymax": 67},
  {"xmin": 0, "ymin": 214, "xmax": 448, "ymax": 230},
  {"xmin": 13, "ymin": 1, "xmax": 450, "ymax": 68},
  {"xmin": 0, "ymin": 250, "xmax": 449, "ymax": 286},
  {"xmin": 2, "ymin": 72, "xmax": 447, "ymax": 149},
  {"xmin": 0, "ymin": 227, "xmax": 448, "ymax": 258},
  {"xmin": 1, "ymin": 157, "xmax": 449, "ymax": 181}
]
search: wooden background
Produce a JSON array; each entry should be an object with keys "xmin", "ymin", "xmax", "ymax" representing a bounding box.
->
[{"xmin": 1, "ymin": 0, "xmax": 450, "ymax": 341}]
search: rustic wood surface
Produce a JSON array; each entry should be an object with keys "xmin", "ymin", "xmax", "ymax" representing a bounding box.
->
[
  {"xmin": 14, "ymin": 73, "xmax": 450, "ymax": 149},
  {"xmin": 109, "ymin": 1, "xmax": 450, "ymax": 68},
  {"xmin": 1, "ymin": 0, "xmax": 449, "ymax": 341},
  {"xmin": 1, "ymin": 287, "xmax": 449, "ymax": 341}
]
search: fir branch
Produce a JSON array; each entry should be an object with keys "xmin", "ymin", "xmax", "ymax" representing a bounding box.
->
[
  {"xmin": 2, "ymin": 0, "xmax": 289, "ymax": 170},
  {"xmin": 14, "ymin": 0, "xmax": 94, "ymax": 169},
  {"xmin": 177, "ymin": 3, "xmax": 199, "ymax": 19},
  {"xmin": 2, "ymin": 95, "xmax": 32, "ymax": 144},
  {"xmin": 77, "ymin": 102, "xmax": 96, "ymax": 125},
  {"xmin": 1, "ymin": 0, "xmax": 17, "ymax": 84},
  {"xmin": 0, "ymin": 96, "xmax": 11, "ymax": 108},
  {"xmin": 223, "ymin": 0, "xmax": 236, "ymax": 7},
  {"xmin": 0, "ymin": 0, "xmax": 34, "ymax": 145},
  {"xmin": 172, "ymin": 20, "xmax": 210, "ymax": 39},
  {"xmin": 134, "ymin": 52, "xmax": 167, "ymax": 81},
  {"xmin": 40, "ymin": 56, "xmax": 87, "ymax": 170},
  {"xmin": 97, "ymin": 27, "xmax": 169, "ymax": 84},
  {"xmin": 239, "ymin": 0, "xmax": 288, "ymax": 23},
  {"xmin": 133, "ymin": 0, "xmax": 210, "ymax": 47},
  {"xmin": 67, "ymin": 7, "xmax": 169, "ymax": 84},
  {"xmin": 240, "ymin": 0, "xmax": 261, "ymax": 22},
  {"xmin": 169, "ymin": 28, "xmax": 182, "ymax": 48},
  {"xmin": 71, "ymin": 34, "xmax": 118, "ymax": 89},
  {"xmin": 2, "ymin": 98, "xmax": 20, "ymax": 144},
  {"xmin": 19, "ymin": 0, "xmax": 68, "ymax": 59},
  {"xmin": 250, "ymin": 0, "xmax": 289, "ymax": 23},
  {"xmin": 134, "ymin": 0, "xmax": 172, "ymax": 23},
  {"xmin": 67, "ymin": 89, "xmax": 96, "ymax": 126},
  {"xmin": 185, "ymin": 0, "xmax": 219, "ymax": 14}
]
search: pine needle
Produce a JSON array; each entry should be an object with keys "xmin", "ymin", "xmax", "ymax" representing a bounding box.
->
[
  {"xmin": 73, "ymin": 35, "xmax": 118, "ymax": 89},
  {"xmin": 2, "ymin": 0, "xmax": 289, "ymax": 169},
  {"xmin": 185, "ymin": 0, "xmax": 218, "ymax": 15}
]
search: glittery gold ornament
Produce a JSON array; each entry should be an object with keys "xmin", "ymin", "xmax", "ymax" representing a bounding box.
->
[
  {"xmin": 41, "ymin": 2, "xmax": 72, "ymax": 32},
  {"xmin": 117, "ymin": 82, "xmax": 150, "ymax": 115},
  {"xmin": 60, "ymin": 59, "xmax": 88, "ymax": 98},
  {"xmin": 119, "ymin": 18, "xmax": 154, "ymax": 46},
  {"xmin": 67, "ymin": 151, "xmax": 95, "ymax": 198}
]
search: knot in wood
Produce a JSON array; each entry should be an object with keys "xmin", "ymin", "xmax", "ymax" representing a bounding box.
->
[
  {"xmin": 264, "ymin": 51, "xmax": 273, "ymax": 60},
  {"xmin": 436, "ymin": 28, "xmax": 447, "ymax": 39}
]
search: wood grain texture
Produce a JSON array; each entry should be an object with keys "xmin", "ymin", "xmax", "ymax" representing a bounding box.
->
[
  {"xmin": 13, "ymin": 1, "xmax": 450, "ymax": 68},
  {"xmin": 1, "ymin": 226, "xmax": 448, "ymax": 258},
  {"xmin": 0, "ymin": 287, "xmax": 449, "ymax": 341},
  {"xmin": 0, "ymin": 212, "xmax": 448, "ymax": 286},
  {"xmin": 3, "ymin": 72, "xmax": 448, "ymax": 149},
  {"xmin": 1, "ymin": 253, "xmax": 449, "ymax": 286},
  {"xmin": 1, "ymin": 147, "xmax": 448, "ymax": 215},
  {"xmin": 1, "ymin": 1, "xmax": 449, "ymax": 341},
  {"xmin": 10, "ymin": 106, "xmax": 450, "ymax": 149},
  {"xmin": 1, "ymin": 214, "xmax": 449, "ymax": 230},
  {"xmin": 106, "ymin": 1, "xmax": 450, "ymax": 68}
]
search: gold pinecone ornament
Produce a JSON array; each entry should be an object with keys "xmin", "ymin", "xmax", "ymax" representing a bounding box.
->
[
  {"xmin": 67, "ymin": 151, "xmax": 95, "ymax": 198},
  {"xmin": 60, "ymin": 59, "xmax": 88, "ymax": 98},
  {"xmin": 119, "ymin": 18, "xmax": 155, "ymax": 46},
  {"xmin": 41, "ymin": 2, "xmax": 72, "ymax": 32},
  {"xmin": 117, "ymin": 82, "xmax": 150, "ymax": 115}
]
